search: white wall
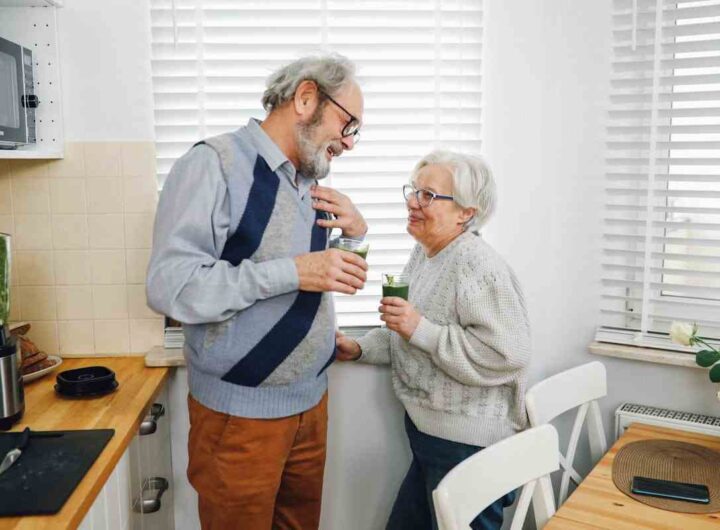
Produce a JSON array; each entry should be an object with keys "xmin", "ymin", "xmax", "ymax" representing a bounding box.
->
[
  {"xmin": 483, "ymin": 0, "xmax": 720, "ymax": 490},
  {"xmin": 57, "ymin": 0, "xmax": 154, "ymax": 141},
  {"xmin": 482, "ymin": 0, "xmax": 610, "ymax": 493},
  {"xmin": 321, "ymin": 364, "xmax": 409, "ymax": 529},
  {"xmin": 483, "ymin": 3, "xmax": 607, "ymax": 382}
]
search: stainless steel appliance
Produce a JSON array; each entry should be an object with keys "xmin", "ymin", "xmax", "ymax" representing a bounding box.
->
[
  {"xmin": 0, "ymin": 234, "xmax": 22, "ymax": 430},
  {"xmin": 0, "ymin": 35, "xmax": 38, "ymax": 149}
]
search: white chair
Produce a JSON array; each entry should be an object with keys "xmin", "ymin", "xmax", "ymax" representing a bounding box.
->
[
  {"xmin": 432, "ymin": 425, "xmax": 559, "ymax": 530},
  {"xmin": 525, "ymin": 361, "xmax": 608, "ymax": 506}
]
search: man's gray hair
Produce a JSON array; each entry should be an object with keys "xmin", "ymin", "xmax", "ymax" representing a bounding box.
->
[
  {"xmin": 411, "ymin": 150, "xmax": 497, "ymax": 230},
  {"xmin": 262, "ymin": 54, "xmax": 356, "ymax": 113}
]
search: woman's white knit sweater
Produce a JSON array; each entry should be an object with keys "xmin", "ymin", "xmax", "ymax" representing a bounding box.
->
[{"xmin": 357, "ymin": 231, "xmax": 531, "ymax": 447}]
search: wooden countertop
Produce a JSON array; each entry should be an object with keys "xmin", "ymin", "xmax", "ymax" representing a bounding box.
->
[{"xmin": 0, "ymin": 357, "xmax": 169, "ymax": 530}]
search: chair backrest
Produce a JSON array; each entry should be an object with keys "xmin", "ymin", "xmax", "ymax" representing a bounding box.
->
[
  {"xmin": 432, "ymin": 425, "xmax": 559, "ymax": 530},
  {"xmin": 525, "ymin": 361, "xmax": 608, "ymax": 505}
]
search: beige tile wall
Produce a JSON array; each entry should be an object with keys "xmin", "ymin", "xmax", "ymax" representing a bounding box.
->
[{"xmin": 0, "ymin": 142, "xmax": 162, "ymax": 356}]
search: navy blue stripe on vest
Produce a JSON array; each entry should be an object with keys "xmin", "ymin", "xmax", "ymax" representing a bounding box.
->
[
  {"xmin": 221, "ymin": 210, "xmax": 329, "ymax": 387},
  {"xmin": 220, "ymin": 156, "xmax": 279, "ymax": 266},
  {"xmin": 316, "ymin": 346, "xmax": 336, "ymax": 377}
]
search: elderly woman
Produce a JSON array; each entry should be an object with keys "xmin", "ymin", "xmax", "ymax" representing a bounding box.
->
[{"xmin": 336, "ymin": 150, "xmax": 531, "ymax": 530}]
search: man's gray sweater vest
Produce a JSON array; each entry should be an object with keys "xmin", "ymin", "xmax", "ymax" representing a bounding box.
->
[{"xmin": 148, "ymin": 126, "xmax": 335, "ymax": 418}]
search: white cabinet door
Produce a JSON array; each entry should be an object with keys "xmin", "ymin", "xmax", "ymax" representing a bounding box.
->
[
  {"xmin": 77, "ymin": 439, "xmax": 138, "ymax": 530},
  {"xmin": 128, "ymin": 433, "xmax": 145, "ymax": 530},
  {"xmin": 79, "ymin": 383, "xmax": 174, "ymax": 530}
]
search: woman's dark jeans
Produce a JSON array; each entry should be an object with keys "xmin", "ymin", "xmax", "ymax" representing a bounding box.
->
[{"xmin": 386, "ymin": 414, "xmax": 516, "ymax": 530}]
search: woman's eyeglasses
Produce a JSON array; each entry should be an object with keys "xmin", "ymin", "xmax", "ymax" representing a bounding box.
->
[{"xmin": 402, "ymin": 184, "xmax": 454, "ymax": 208}]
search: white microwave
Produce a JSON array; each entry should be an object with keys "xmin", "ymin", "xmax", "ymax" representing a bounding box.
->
[{"xmin": 0, "ymin": 35, "xmax": 38, "ymax": 149}]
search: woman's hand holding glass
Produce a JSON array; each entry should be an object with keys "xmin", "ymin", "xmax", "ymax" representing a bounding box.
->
[{"xmin": 380, "ymin": 297, "xmax": 421, "ymax": 341}]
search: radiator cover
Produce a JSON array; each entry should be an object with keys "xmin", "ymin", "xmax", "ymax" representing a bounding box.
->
[{"xmin": 615, "ymin": 402, "xmax": 720, "ymax": 439}]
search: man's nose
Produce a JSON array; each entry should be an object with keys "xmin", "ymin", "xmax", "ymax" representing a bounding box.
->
[{"xmin": 341, "ymin": 135, "xmax": 355, "ymax": 151}]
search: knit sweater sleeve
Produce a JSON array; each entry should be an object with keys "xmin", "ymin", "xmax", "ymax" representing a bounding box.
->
[
  {"xmin": 408, "ymin": 265, "xmax": 531, "ymax": 387},
  {"xmin": 355, "ymin": 326, "xmax": 392, "ymax": 365},
  {"xmin": 353, "ymin": 243, "xmax": 424, "ymax": 366}
]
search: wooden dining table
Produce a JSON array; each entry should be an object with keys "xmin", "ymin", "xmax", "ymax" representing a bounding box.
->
[{"xmin": 545, "ymin": 422, "xmax": 720, "ymax": 530}]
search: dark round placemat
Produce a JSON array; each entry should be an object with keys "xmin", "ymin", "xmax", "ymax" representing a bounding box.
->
[{"xmin": 612, "ymin": 439, "xmax": 720, "ymax": 513}]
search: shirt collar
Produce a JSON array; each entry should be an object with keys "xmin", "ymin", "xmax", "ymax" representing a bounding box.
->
[{"xmin": 246, "ymin": 118, "xmax": 316, "ymax": 195}]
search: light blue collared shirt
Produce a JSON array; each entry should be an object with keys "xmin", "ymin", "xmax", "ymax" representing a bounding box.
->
[{"xmin": 246, "ymin": 118, "xmax": 314, "ymax": 197}]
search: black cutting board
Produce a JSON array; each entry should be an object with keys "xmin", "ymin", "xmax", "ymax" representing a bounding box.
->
[{"xmin": 0, "ymin": 429, "xmax": 114, "ymax": 516}]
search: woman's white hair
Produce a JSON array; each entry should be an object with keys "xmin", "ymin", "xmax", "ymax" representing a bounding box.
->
[
  {"xmin": 262, "ymin": 53, "xmax": 356, "ymax": 113},
  {"xmin": 411, "ymin": 150, "xmax": 497, "ymax": 231}
]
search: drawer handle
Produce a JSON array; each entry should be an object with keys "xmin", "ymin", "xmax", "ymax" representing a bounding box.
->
[
  {"xmin": 139, "ymin": 403, "xmax": 165, "ymax": 436},
  {"xmin": 133, "ymin": 476, "xmax": 169, "ymax": 514}
]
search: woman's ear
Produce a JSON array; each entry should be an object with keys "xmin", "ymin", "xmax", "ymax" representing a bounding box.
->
[
  {"xmin": 294, "ymin": 80, "xmax": 319, "ymax": 117},
  {"xmin": 459, "ymin": 206, "xmax": 476, "ymax": 225}
]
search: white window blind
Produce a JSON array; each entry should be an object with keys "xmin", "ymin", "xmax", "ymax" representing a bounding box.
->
[
  {"xmin": 149, "ymin": 0, "xmax": 483, "ymax": 327},
  {"xmin": 598, "ymin": 0, "xmax": 720, "ymax": 349}
]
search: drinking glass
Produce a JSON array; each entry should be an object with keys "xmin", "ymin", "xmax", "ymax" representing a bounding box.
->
[
  {"xmin": 382, "ymin": 273, "xmax": 409, "ymax": 300},
  {"xmin": 336, "ymin": 237, "xmax": 369, "ymax": 260}
]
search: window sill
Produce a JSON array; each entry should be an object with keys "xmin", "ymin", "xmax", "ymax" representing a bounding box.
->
[{"xmin": 589, "ymin": 341, "xmax": 702, "ymax": 369}]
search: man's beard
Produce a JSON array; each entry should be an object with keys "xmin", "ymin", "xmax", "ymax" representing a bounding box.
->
[{"xmin": 295, "ymin": 105, "xmax": 341, "ymax": 180}]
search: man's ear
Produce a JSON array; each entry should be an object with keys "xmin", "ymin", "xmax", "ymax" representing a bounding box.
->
[{"xmin": 294, "ymin": 80, "xmax": 320, "ymax": 118}]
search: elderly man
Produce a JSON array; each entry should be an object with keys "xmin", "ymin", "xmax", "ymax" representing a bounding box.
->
[{"xmin": 146, "ymin": 54, "xmax": 367, "ymax": 530}]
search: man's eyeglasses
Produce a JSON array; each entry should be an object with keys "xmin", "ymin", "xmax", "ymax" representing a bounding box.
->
[
  {"xmin": 402, "ymin": 184, "xmax": 454, "ymax": 208},
  {"xmin": 320, "ymin": 91, "xmax": 361, "ymax": 142}
]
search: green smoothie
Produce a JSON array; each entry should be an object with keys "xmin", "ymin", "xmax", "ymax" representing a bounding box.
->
[
  {"xmin": 336, "ymin": 238, "xmax": 369, "ymax": 260},
  {"xmin": 382, "ymin": 283, "xmax": 409, "ymax": 300},
  {"xmin": 350, "ymin": 248, "xmax": 368, "ymax": 260},
  {"xmin": 382, "ymin": 273, "xmax": 410, "ymax": 300}
]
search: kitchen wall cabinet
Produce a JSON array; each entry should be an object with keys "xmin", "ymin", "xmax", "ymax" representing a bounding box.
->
[
  {"xmin": 0, "ymin": 1, "xmax": 64, "ymax": 158},
  {"xmin": 78, "ymin": 383, "xmax": 174, "ymax": 530}
]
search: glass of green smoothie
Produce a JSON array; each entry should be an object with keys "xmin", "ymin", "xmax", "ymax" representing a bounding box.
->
[
  {"xmin": 336, "ymin": 237, "xmax": 369, "ymax": 260},
  {"xmin": 382, "ymin": 273, "xmax": 409, "ymax": 300}
]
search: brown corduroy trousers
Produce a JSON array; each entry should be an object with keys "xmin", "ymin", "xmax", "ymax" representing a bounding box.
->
[{"xmin": 187, "ymin": 393, "xmax": 328, "ymax": 530}]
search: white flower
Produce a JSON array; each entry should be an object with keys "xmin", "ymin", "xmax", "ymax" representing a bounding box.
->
[{"xmin": 670, "ymin": 321, "xmax": 695, "ymax": 346}]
